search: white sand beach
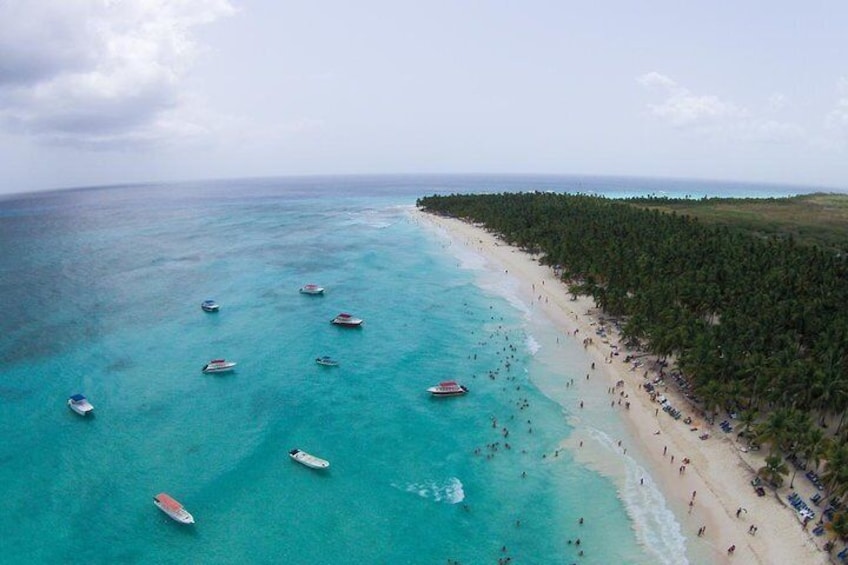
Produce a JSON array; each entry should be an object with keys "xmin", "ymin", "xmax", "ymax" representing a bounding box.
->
[{"xmin": 416, "ymin": 209, "xmax": 829, "ymax": 565}]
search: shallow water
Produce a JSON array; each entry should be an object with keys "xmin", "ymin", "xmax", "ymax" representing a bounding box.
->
[{"xmin": 0, "ymin": 175, "xmax": 810, "ymax": 563}]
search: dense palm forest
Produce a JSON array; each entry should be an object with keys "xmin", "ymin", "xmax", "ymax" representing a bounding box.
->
[{"xmin": 419, "ymin": 191, "xmax": 848, "ymax": 528}]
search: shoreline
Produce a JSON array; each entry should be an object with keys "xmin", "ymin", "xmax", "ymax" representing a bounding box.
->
[{"xmin": 414, "ymin": 208, "xmax": 828, "ymax": 565}]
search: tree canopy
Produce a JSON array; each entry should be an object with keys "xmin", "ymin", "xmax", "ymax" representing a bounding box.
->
[{"xmin": 418, "ymin": 192, "xmax": 848, "ymax": 455}]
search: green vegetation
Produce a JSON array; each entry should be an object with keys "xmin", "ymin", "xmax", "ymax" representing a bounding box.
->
[
  {"xmin": 628, "ymin": 193, "xmax": 848, "ymax": 252},
  {"xmin": 418, "ymin": 191, "xmax": 848, "ymax": 500}
]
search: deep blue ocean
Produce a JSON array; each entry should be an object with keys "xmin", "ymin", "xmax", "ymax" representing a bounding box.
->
[{"xmin": 0, "ymin": 175, "xmax": 829, "ymax": 564}]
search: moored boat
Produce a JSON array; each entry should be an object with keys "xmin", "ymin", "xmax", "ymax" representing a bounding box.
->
[
  {"xmin": 153, "ymin": 493, "xmax": 195, "ymax": 524},
  {"xmin": 201, "ymin": 299, "xmax": 220, "ymax": 312},
  {"xmin": 315, "ymin": 356, "xmax": 339, "ymax": 367},
  {"xmin": 202, "ymin": 359, "xmax": 237, "ymax": 373},
  {"xmin": 299, "ymin": 284, "xmax": 325, "ymax": 295},
  {"xmin": 427, "ymin": 381, "xmax": 468, "ymax": 397},
  {"xmin": 331, "ymin": 313, "xmax": 363, "ymax": 327},
  {"xmin": 289, "ymin": 448, "xmax": 330, "ymax": 469},
  {"xmin": 68, "ymin": 394, "xmax": 94, "ymax": 416}
]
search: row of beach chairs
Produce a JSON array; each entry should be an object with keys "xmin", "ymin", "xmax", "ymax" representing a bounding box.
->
[
  {"xmin": 787, "ymin": 492, "xmax": 816, "ymax": 521},
  {"xmin": 806, "ymin": 470, "xmax": 825, "ymax": 491}
]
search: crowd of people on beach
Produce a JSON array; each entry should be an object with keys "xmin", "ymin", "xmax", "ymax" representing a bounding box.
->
[
  {"xmin": 555, "ymin": 284, "xmax": 792, "ymax": 561},
  {"xmin": 530, "ymin": 275, "xmax": 754, "ymax": 561},
  {"xmin": 449, "ymin": 234, "xmax": 768, "ymax": 562},
  {"xmin": 431, "ymin": 218, "xmax": 834, "ymax": 564}
]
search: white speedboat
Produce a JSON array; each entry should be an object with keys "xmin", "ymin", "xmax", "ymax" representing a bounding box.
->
[
  {"xmin": 202, "ymin": 359, "xmax": 237, "ymax": 373},
  {"xmin": 315, "ymin": 356, "xmax": 339, "ymax": 367},
  {"xmin": 68, "ymin": 394, "xmax": 94, "ymax": 416},
  {"xmin": 201, "ymin": 299, "xmax": 220, "ymax": 312},
  {"xmin": 331, "ymin": 313, "xmax": 363, "ymax": 327},
  {"xmin": 427, "ymin": 381, "xmax": 468, "ymax": 397},
  {"xmin": 289, "ymin": 448, "xmax": 330, "ymax": 469},
  {"xmin": 153, "ymin": 493, "xmax": 195, "ymax": 524},
  {"xmin": 299, "ymin": 284, "xmax": 325, "ymax": 295}
]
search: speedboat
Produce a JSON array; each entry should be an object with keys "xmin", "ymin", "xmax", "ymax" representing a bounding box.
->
[
  {"xmin": 331, "ymin": 313, "xmax": 363, "ymax": 327},
  {"xmin": 153, "ymin": 493, "xmax": 195, "ymax": 524},
  {"xmin": 201, "ymin": 299, "xmax": 220, "ymax": 312},
  {"xmin": 427, "ymin": 381, "xmax": 468, "ymax": 397},
  {"xmin": 315, "ymin": 356, "xmax": 339, "ymax": 367},
  {"xmin": 289, "ymin": 448, "xmax": 330, "ymax": 470},
  {"xmin": 68, "ymin": 394, "xmax": 94, "ymax": 416},
  {"xmin": 202, "ymin": 359, "xmax": 237, "ymax": 373},
  {"xmin": 299, "ymin": 284, "xmax": 325, "ymax": 295}
]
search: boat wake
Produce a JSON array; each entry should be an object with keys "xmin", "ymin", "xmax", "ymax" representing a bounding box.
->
[
  {"xmin": 588, "ymin": 428, "xmax": 689, "ymax": 565},
  {"xmin": 393, "ymin": 477, "xmax": 465, "ymax": 504}
]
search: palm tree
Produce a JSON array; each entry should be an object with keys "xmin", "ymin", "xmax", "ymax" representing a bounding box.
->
[
  {"xmin": 699, "ymin": 380, "xmax": 725, "ymax": 424},
  {"xmin": 786, "ymin": 411, "xmax": 813, "ymax": 454},
  {"xmin": 758, "ymin": 453, "xmax": 789, "ymax": 488},
  {"xmin": 803, "ymin": 427, "xmax": 832, "ymax": 473},
  {"xmin": 419, "ymin": 191, "xmax": 848, "ymax": 475},
  {"xmin": 814, "ymin": 344, "xmax": 848, "ymax": 426},
  {"xmin": 826, "ymin": 511, "xmax": 848, "ymax": 543},
  {"xmin": 823, "ymin": 442, "xmax": 848, "ymax": 499},
  {"xmin": 755, "ymin": 408, "xmax": 793, "ymax": 455},
  {"xmin": 738, "ymin": 408, "xmax": 758, "ymax": 446}
]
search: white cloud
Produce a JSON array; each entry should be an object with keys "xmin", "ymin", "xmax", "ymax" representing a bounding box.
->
[
  {"xmin": 636, "ymin": 71, "xmax": 679, "ymax": 91},
  {"xmin": 766, "ymin": 93, "xmax": 786, "ymax": 113},
  {"xmin": 636, "ymin": 72, "xmax": 745, "ymax": 128},
  {"xmin": 637, "ymin": 72, "xmax": 804, "ymax": 144},
  {"xmin": 0, "ymin": 0, "xmax": 235, "ymax": 147}
]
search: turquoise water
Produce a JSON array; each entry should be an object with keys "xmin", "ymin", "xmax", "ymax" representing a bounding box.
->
[{"xmin": 0, "ymin": 176, "xmax": 824, "ymax": 564}]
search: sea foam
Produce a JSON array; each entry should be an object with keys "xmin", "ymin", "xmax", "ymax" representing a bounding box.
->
[
  {"xmin": 394, "ymin": 477, "xmax": 466, "ymax": 504},
  {"xmin": 525, "ymin": 334, "xmax": 541, "ymax": 355},
  {"xmin": 588, "ymin": 428, "xmax": 689, "ymax": 565}
]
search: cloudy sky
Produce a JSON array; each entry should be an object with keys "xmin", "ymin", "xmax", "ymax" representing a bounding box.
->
[{"xmin": 0, "ymin": 0, "xmax": 846, "ymax": 194}]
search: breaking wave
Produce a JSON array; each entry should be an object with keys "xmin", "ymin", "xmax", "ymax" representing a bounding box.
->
[{"xmin": 588, "ymin": 428, "xmax": 689, "ymax": 565}]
